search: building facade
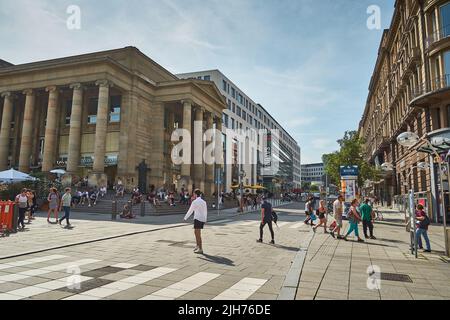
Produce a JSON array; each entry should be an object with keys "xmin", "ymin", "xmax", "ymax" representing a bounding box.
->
[
  {"xmin": 176, "ymin": 70, "xmax": 301, "ymax": 192},
  {"xmin": 0, "ymin": 47, "xmax": 226, "ymax": 195},
  {"xmin": 359, "ymin": 0, "xmax": 450, "ymax": 222},
  {"xmin": 301, "ymin": 163, "xmax": 325, "ymax": 186}
]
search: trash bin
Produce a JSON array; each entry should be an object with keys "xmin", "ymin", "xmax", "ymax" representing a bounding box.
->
[{"xmin": 0, "ymin": 201, "xmax": 15, "ymax": 234}]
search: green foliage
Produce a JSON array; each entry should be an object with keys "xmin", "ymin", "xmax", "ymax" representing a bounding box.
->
[
  {"xmin": 309, "ymin": 184, "xmax": 320, "ymax": 192},
  {"xmin": 322, "ymin": 131, "xmax": 379, "ymax": 187},
  {"xmin": 0, "ymin": 173, "xmax": 62, "ymax": 201}
]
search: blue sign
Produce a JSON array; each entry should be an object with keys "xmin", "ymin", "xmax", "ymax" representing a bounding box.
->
[{"xmin": 340, "ymin": 165, "xmax": 359, "ymax": 177}]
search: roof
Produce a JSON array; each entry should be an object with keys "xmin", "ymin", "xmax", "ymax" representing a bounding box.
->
[{"xmin": 0, "ymin": 59, "xmax": 13, "ymax": 68}]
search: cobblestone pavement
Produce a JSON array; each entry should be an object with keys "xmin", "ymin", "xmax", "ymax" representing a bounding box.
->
[
  {"xmin": 296, "ymin": 208, "xmax": 450, "ymax": 300},
  {"xmin": 0, "ymin": 202, "xmax": 309, "ymax": 300}
]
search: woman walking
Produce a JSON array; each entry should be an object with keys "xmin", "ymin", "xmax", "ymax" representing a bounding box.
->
[
  {"xmin": 15, "ymin": 189, "xmax": 29, "ymax": 231},
  {"xmin": 58, "ymin": 188, "xmax": 72, "ymax": 227},
  {"xmin": 47, "ymin": 187, "xmax": 60, "ymax": 223},
  {"xmin": 313, "ymin": 200, "xmax": 328, "ymax": 233},
  {"xmin": 343, "ymin": 199, "xmax": 364, "ymax": 242}
]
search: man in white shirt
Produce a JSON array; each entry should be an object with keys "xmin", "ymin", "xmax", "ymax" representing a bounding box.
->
[
  {"xmin": 331, "ymin": 195, "xmax": 345, "ymax": 239},
  {"xmin": 184, "ymin": 189, "xmax": 208, "ymax": 254}
]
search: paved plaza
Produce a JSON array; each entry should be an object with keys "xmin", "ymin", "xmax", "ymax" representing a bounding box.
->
[{"xmin": 0, "ymin": 202, "xmax": 449, "ymax": 300}]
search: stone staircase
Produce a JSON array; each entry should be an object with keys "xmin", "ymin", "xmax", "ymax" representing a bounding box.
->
[{"xmin": 70, "ymin": 192, "xmax": 239, "ymax": 216}]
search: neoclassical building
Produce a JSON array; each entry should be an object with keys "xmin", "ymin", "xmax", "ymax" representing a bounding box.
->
[
  {"xmin": 359, "ymin": 0, "xmax": 450, "ymax": 222},
  {"xmin": 0, "ymin": 47, "xmax": 226, "ymax": 194}
]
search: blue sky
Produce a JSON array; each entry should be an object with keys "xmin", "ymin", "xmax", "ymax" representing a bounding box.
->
[{"xmin": 0, "ymin": 0, "xmax": 394, "ymax": 164}]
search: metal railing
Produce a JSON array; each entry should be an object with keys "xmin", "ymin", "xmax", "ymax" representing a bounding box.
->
[{"xmin": 411, "ymin": 74, "xmax": 450, "ymax": 100}]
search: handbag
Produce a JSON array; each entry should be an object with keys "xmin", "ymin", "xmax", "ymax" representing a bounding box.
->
[
  {"xmin": 310, "ymin": 212, "xmax": 317, "ymax": 221},
  {"xmin": 329, "ymin": 221, "xmax": 337, "ymax": 231}
]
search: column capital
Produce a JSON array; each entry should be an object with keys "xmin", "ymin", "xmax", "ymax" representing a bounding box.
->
[
  {"xmin": 1, "ymin": 91, "xmax": 11, "ymax": 98},
  {"xmin": 45, "ymin": 86, "xmax": 58, "ymax": 93},
  {"xmin": 95, "ymin": 80, "xmax": 112, "ymax": 88},
  {"xmin": 181, "ymin": 99, "xmax": 193, "ymax": 106},
  {"xmin": 195, "ymin": 106, "xmax": 205, "ymax": 113},
  {"xmin": 70, "ymin": 83, "xmax": 84, "ymax": 90},
  {"xmin": 23, "ymin": 89, "xmax": 34, "ymax": 96}
]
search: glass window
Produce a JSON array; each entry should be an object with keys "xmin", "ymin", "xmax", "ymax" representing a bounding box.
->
[
  {"xmin": 444, "ymin": 51, "xmax": 450, "ymax": 77},
  {"xmin": 223, "ymin": 80, "xmax": 227, "ymax": 91},
  {"xmin": 204, "ymin": 75, "xmax": 211, "ymax": 81},
  {"xmin": 232, "ymin": 103, "xmax": 236, "ymax": 113},
  {"xmin": 236, "ymin": 106, "xmax": 242, "ymax": 117},
  {"xmin": 223, "ymin": 114, "xmax": 229, "ymax": 128},
  {"xmin": 231, "ymin": 87, "xmax": 235, "ymax": 98},
  {"xmin": 88, "ymin": 97, "xmax": 98, "ymax": 124},
  {"xmin": 231, "ymin": 118, "xmax": 235, "ymax": 129},
  {"xmin": 440, "ymin": 3, "xmax": 450, "ymax": 37},
  {"xmin": 65, "ymin": 100, "xmax": 72, "ymax": 125},
  {"xmin": 109, "ymin": 95, "xmax": 121, "ymax": 123},
  {"xmin": 242, "ymin": 110, "xmax": 246, "ymax": 120}
]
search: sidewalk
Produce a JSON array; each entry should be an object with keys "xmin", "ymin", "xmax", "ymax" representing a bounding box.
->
[{"xmin": 295, "ymin": 208, "xmax": 450, "ymax": 300}]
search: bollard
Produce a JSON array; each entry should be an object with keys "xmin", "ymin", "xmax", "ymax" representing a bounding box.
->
[
  {"xmin": 112, "ymin": 201, "xmax": 117, "ymax": 220},
  {"xmin": 140, "ymin": 201, "xmax": 145, "ymax": 217}
]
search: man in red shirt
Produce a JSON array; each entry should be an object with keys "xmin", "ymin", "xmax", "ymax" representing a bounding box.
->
[{"xmin": 415, "ymin": 205, "xmax": 431, "ymax": 253}]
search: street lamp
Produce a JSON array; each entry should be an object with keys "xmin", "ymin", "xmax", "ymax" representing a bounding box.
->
[
  {"xmin": 238, "ymin": 169, "xmax": 246, "ymax": 213},
  {"xmin": 397, "ymin": 131, "xmax": 449, "ymax": 257}
]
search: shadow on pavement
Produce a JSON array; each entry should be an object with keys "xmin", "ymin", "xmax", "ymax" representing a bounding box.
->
[{"xmin": 198, "ymin": 254, "xmax": 235, "ymax": 266}]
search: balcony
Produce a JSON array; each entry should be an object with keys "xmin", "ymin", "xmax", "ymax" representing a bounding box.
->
[
  {"xmin": 411, "ymin": 74, "xmax": 450, "ymax": 106},
  {"xmin": 405, "ymin": 47, "xmax": 421, "ymax": 72},
  {"xmin": 426, "ymin": 24, "xmax": 450, "ymax": 49}
]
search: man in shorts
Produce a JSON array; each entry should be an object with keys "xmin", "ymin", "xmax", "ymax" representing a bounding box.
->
[
  {"xmin": 331, "ymin": 195, "xmax": 344, "ymax": 239},
  {"xmin": 184, "ymin": 189, "xmax": 208, "ymax": 254}
]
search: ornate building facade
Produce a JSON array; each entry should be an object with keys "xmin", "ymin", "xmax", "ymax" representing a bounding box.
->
[
  {"xmin": 359, "ymin": 0, "xmax": 450, "ymax": 222},
  {"xmin": 0, "ymin": 47, "xmax": 226, "ymax": 194}
]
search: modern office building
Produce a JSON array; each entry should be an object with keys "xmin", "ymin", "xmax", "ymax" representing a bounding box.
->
[
  {"xmin": 0, "ymin": 47, "xmax": 226, "ymax": 195},
  {"xmin": 176, "ymin": 70, "xmax": 301, "ymax": 192},
  {"xmin": 301, "ymin": 163, "xmax": 325, "ymax": 186},
  {"xmin": 359, "ymin": 0, "xmax": 450, "ymax": 222}
]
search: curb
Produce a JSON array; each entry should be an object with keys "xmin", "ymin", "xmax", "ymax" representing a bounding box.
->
[{"xmin": 278, "ymin": 228, "xmax": 315, "ymax": 300}]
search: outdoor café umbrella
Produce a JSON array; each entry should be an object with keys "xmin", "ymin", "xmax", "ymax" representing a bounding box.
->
[
  {"xmin": 0, "ymin": 168, "xmax": 37, "ymax": 183},
  {"xmin": 50, "ymin": 169, "xmax": 66, "ymax": 175}
]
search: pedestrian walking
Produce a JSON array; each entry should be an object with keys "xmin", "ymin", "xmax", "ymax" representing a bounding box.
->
[
  {"xmin": 415, "ymin": 204, "xmax": 431, "ymax": 252},
  {"xmin": 304, "ymin": 196, "xmax": 315, "ymax": 226},
  {"xmin": 330, "ymin": 195, "xmax": 344, "ymax": 239},
  {"xmin": 343, "ymin": 199, "xmax": 364, "ymax": 242},
  {"xmin": 47, "ymin": 187, "xmax": 60, "ymax": 223},
  {"xmin": 15, "ymin": 189, "xmax": 29, "ymax": 231},
  {"xmin": 184, "ymin": 189, "xmax": 208, "ymax": 254},
  {"xmin": 257, "ymin": 197, "xmax": 275, "ymax": 244},
  {"xmin": 58, "ymin": 188, "xmax": 72, "ymax": 227},
  {"xmin": 360, "ymin": 198, "xmax": 376, "ymax": 239},
  {"xmin": 313, "ymin": 200, "xmax": 328, "ymax": 233}
]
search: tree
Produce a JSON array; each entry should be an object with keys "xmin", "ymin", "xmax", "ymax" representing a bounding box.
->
[{"xmin": 322, "ymin": 131, "xmax": 379, "ymax": 187}]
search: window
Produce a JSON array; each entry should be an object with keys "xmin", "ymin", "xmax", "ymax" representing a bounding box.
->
[
  {"xmin": 239, "ymin": 94, "xmax": 243, "ymax": 104},
  {"xmin": 109, "ymin": 95, "xmax": 121, "ymax": 123},
  {"xmin": 236, "ymin": 106, "xmax": 242, "ymax": 117},
  {"xmin": 231, "ymin": 87, "xmax": 235, "ymax": 98},
  {"xmin": 223, "ymin": 114, "xmax": 229, "ymax": 127},
  {"xmin": 65, "ymin": 100, "xmax": 72, "ymax": 125},
  {"xmin": 227, "ymin": 99, "xmax": 231, "ymax": 110},
  {"xmin": 248, "ymin": 115, "xmax": 253, "ymax": 125},
  {"xmin": 87, "ymin": 97, "xmax": 98, "ymax": 124},
  {"xmin": 232, "ymin": 102, "xmax": 236, "ymax": 113},
  {"xmin": 231, "ymin": 118, "xmax": 235, "ymax": 129},
  {"xmin": 223, "ymin": 80, "xmax": 227, "ymax": 91},
  {"xmin": 242, "ymin": 110, "xmax": 247, "ymax": 120},
  {"xmin": 440, "ymin": 2, "xmax": 450, "ymax": 38},
  {"xmin": 204, "ymin": 75, "xmax": 211, "ymax": 81},
  {"xmin": 444, "ymin": 51, "xmax": 450, "ymax": 77}
]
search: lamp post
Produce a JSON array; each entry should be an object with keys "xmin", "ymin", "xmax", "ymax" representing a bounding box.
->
[
  {"xmin": 238, "ymin": 169, "xmax": 246, "ymax": 213},
  {"xmin": 397, "ymin": 131, "xmax": 449, "ymax": 257}
]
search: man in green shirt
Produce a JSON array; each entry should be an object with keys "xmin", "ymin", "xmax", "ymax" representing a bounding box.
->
[{"xmin": 360, "ymin": 199, "xmax": 376, "ymax": 239}]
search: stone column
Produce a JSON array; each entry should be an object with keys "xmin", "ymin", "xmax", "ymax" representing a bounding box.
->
[
  {"xmin": 0, "ymin": 92, "xmax": 13, "ymax": 170},
  {"xmin": 42, "ymin": 86, "xmax": 59, "ymax": 172},
  {"xmin": 66, "ymin": 83, "xmax": 83, "ymax": 173},
  {"xmin": 18, "ymin": 89, "xmax": 35, "ymax": 172},
  {"xmin": 90, "ymin": 80, "xmax": 110, "ymax": 187},
  {"xmin": 180, "ymin": 100, "xmax": 192, "ymax": 192},
  {"xmin": 205, "ymin": 112, "xmax": 214, "ymax": 195},
  {"xmin": 150, "ymin": 102, "xmax": 165, "ymax": 188},
  {"xmin": 194, "ymin": 107, "xmax": 204, "ymax": 189},
  {"xmin": 215, "ymin": 116, "xmax": 224, "ymax": 193}
]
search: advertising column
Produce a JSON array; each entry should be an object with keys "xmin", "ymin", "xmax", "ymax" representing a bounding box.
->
[{"xmin": 340, "ymin": 165, "xmax": 359, "ymax": 204}]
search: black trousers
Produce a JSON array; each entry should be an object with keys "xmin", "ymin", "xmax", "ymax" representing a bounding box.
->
[
  {"xmin": 18, "ymin": 208, "xmax": 26, "ymax": 228},
  {"xmin": 363, "ymin": 220, "xmax": 374, "ymax": 237},
  {"xmin": 260, "ymin": 220, "xmax": 274, "ymax": 240}
]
